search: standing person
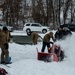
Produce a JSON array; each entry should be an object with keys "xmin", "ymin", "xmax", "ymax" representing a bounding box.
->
[
  {"xmin": 55, "ymin": 27, "xmax": 63, "ymax": 40},
  {"xmin": 0, "ymin": 26, "xmax": 12, "ymax": 64},
  {"xmin": 31, "ymin": 32, "xmax": 42, "ymax": 45},
  {"xmin": 41, "ymin": 32, "xmax": 55, "ymax": 53}
]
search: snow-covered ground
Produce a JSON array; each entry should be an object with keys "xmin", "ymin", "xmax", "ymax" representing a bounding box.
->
[{"xmin": 0, "ymin": 30, "xmax": 75, "ymax": 75}]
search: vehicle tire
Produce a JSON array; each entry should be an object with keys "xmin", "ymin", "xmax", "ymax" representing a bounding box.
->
[
  {"xmin": 42, "ymin": 29, "xmax": 47, "ymax": 34},
  {"xmin": 26, "ymin": 29, "xmax": 31, "ymax": 33},
  {"xmin": 26, "ymin": 29, "xmax": 31, "ymax": 36},
  {"xmin": 27, "ymin": 32, "xmax": 31, "ymax": 36}
]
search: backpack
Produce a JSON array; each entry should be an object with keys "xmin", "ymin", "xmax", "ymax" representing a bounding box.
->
[{"xmin": 0, "ymin": 68, "xmax": 8, "ymax": 75}]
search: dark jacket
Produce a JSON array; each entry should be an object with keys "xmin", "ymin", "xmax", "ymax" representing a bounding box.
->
[{"xmin": 55, "ymin": 30, "xmax": 63, "ymax": 40}]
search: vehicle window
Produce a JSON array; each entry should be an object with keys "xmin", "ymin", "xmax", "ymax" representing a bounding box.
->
[
  {"xmin": 31, "ymin": 24, "xmax": 40, "ymax": 27},
  {"xmin": 0, "ymin": 24, "xmax": 3, "ymax": 26},
  {"xmin": 64, "ymin": 24, "xmax": 68, "ymax": 27},
  {"xmin": 69, "ymin": 25, "xmax": 75, "ymax": 28},
  {"xmin": 26, "ymin": 24, "xmax": 30, "ymax": 26}
]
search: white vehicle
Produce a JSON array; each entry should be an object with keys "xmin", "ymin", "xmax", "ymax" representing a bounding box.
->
[
  {"xmin": 0, "ymin": 23, "xmax": 13, "ymax": 32},
  {"xmin": 23, "ymin": 23, "xmax": 50, "ymax": 33}
]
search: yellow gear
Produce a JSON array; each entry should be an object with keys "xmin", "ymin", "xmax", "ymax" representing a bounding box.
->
[{"xmin": 48, "ymin": 48, "xmax": 51, "ymax": 50}]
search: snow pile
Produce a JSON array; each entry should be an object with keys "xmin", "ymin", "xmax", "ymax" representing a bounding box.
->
[{"xmin": 0, "ymin": 31, "xmax": 75, "ymax": 75}]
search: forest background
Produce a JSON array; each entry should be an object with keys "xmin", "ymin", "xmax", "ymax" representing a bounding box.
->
[{"xmin": 0, "ymin": 0, "xmax": 75, "ymax": 30}]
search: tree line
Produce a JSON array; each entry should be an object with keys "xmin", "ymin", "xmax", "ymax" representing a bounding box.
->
[{"xmin": 0, "ymin": 0, "xmax": 75, "ymax": 29}]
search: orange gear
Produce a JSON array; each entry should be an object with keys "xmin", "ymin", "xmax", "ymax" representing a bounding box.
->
[{"xmin": 48, "ymin": 48, "xmax": 51, "ymax": 50}]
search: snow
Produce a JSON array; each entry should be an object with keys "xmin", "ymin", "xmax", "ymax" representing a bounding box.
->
[{"xmin": 0, "ymin": 31, "xmax": 75, "ymax": 75}]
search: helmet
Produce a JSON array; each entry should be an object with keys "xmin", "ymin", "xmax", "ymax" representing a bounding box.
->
[{"xmin": 49, "ymin": 32, "xmax": 53, "ymax": 36}]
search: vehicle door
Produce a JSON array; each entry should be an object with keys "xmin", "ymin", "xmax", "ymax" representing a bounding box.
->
[{"xmin": 31, "ymin": 24, "xmax": 42, "ymax": 32}]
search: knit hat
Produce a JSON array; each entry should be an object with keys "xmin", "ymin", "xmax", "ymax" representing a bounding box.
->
[
  {"xmin": 3, "ymin": 26, "xmax": 8, "ymax": 31},
  {"xmin": 49, "ymin": 32, "xmax": 53, "ymax": 36}
]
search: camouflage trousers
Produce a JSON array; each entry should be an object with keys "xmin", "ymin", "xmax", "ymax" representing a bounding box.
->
[{"xmin": 1, "ymin": 43, "xmax": 9, "ymax": 63}]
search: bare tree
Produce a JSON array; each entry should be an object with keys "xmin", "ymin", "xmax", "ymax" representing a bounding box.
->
[
  {"xmin": 0, "ymin": 0, "xmax": 75, "ymax": 29},
  {"xmin": 63, "ymin": 0, "xmax": 71, "ymax": 24},
  {"xmin": 32, "ymin": 0, "xmax": 45, "ymax": 24}
]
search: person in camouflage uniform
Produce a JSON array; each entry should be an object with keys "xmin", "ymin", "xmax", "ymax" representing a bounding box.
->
[
  {"xmin": 0, "ymin": 27, "xmax": 12, "ymax": 64},
  {"xmin": 41, "ymin": 32, "xmax": 55, "ymax": 53},
  {"xmin": 31, "ymin": 32, "xmax": 42, "ymax": 45}
]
